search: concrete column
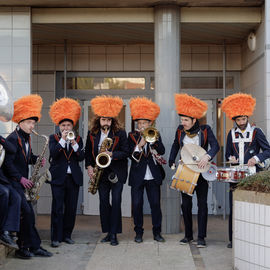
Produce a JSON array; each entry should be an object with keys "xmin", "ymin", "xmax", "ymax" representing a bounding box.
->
[{"xmin": 154, "ymin": 5, "xmax": 181, "ymax": 234}]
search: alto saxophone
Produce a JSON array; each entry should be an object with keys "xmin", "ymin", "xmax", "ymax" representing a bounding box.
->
[
  {"xmin": 88, "ymin": 135, "xmax": 113, "ymax": 195},
  {"xmin": 25, "ymin": 130, "xmax": 52, "ymax": 201}
]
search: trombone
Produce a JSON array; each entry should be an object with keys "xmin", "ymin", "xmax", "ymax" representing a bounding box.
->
[
  {"xmin": 132, "ymin": 126, "xmax": 159, "ymax": 162},
  {"xmin": 142, "ymin": 127, "xmax": 159, "ymax": 143}
]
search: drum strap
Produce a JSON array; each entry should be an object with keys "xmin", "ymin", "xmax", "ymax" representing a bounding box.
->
[
  {"xmin": 177, "ymin": 129, "xmax": 182, "ymax": 146},
  {"xmin": 231, "ymin": 127, "xmax": 256, "ymax": 165},
  {"xmin": 178, "ymin": 127, "xmax": 208, "ymax": 148}
]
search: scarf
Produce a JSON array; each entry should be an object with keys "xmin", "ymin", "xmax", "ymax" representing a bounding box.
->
[{"xmin": 185, "ymin": 119, "xmax": 200, "ymax": 138}]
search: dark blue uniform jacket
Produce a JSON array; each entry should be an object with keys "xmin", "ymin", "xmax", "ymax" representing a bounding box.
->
[{"xmin": 128, "ymin": 130, "xmax": 165, "ymax": 187}]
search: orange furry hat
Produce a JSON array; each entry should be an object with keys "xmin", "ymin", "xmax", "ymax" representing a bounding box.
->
[
  {"xmin": 130, "ymin": 97, "xmax": 160, "ymax": 121},
  {"xmin": 90, "ymin": 95, "xmax": 123, "ymax": 118},
  {"xmin": 175, "ymin": 94, "xmax": 208, "ymax": 119},
  {"xmin": 221, "ymin": 93, "xmax": 256, "ymax": 120},
  {"xmin": 12, "ymin": 94, "xmax": 43, "ymax": 123},
  {"xmin": 49, "ymin": 98, "xmax": 81, "ymax": 125}
]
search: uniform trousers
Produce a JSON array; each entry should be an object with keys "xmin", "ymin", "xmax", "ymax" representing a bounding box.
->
[
  {"xmin": 131, "ymin": 179, "xmax": 162, "ymax": 236},
  {"xmin": 98, "ymin": 172, "xmax": 123, "ymax": 234},
  {"xmin": 181, "ymin": 176, "xmax": 208, "ymax": 240},
  {"xmin": 228, "ymin": 183, "xmax": 237, "ymax": 242},
  {"xmin": 0, "ymin": 183, "xmax": 21, "ymax": 232},
  {"xmin": 12, "ymin": 184, "xmax": 41, "ymax": 249},
  {"xmin": 51, "ymin": 174, "xmax": 79, "ymax": 242}
]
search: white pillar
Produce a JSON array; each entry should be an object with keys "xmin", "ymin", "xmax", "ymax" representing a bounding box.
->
[
  {"xmin": 265, "ymin": 2, "xmax": 270, "ymax": 142},
  {"xmin": 154, "ymin": 5, "xmax": 181, "ymax": 234},
  {"xmin": 0, "ymin": 7, "xmax": 31, "ymax": 136}
]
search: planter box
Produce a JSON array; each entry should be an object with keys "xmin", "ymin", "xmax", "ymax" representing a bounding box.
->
[{"xmin": 233, "ymin": 189, "xmax": 270, "ymax": 270}]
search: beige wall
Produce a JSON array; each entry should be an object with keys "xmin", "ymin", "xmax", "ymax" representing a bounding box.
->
[
  {"xmin": 33, "ymin": 43, "xmax": 241, "ymax": 72},
  {"xmin": 241, "ymin": 7, "xmax": 265, "ymax": 131}
]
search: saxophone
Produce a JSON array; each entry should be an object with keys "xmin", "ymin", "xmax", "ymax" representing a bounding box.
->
[
  {"xmin": 25, "ymin": 130, "xmax": 52, "ymax": 201},
  {"xmin": 88, "ymin": 135, "xmax": 113, "ymax": 195}
]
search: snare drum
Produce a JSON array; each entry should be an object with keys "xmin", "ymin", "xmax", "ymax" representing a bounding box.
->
[
  {"xmin": 217, "ymin": 167, "xmax": 249, "ymax": 183},
  {"xmin": 230, "ymin": 167, "xmax": 249, "ymax": 182},
  {"xmin": 216, "ymin": 168, "xmax": 231, "ymax": 182},
  {"xmin": 170, "ymin": 162, "xmax": 200, "ymax": 196}
]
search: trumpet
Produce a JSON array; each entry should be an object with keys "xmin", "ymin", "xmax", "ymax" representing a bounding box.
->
[
  {"xmin": 142, "ymin": 127, "xmax": 159, "ymax": 143},
  {"xmin": 66, "ymin": 131, "xmax": 75, "ymax": 141},
  {"xmin": 132, "ymin": 126, "xmax": 162, "ymax": 163}
]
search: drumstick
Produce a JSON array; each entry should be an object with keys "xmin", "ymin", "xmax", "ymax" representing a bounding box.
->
[
  {"xmin": 184, "ymin": 162, "xmax": 211, "ymax": 166},
  {"xmin": 222, "ymin": 161, "xmax": 249, "ymax": 166}
]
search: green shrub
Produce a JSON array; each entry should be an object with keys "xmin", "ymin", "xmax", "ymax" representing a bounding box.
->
[{"xmin": 237, "ymin": 170, "xmax": 270, "ymax": 192}]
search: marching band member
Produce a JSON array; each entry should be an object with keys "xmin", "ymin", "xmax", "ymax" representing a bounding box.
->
[
  {"xmin": 128, "ymin": 97, "xmax": 166, "ymax": 243},
  {"xmin": 49, "ymin": 98, "xmax": 84, "ymax": 248},
  {"xmin": 221, "ymin": 93, "xmax": 270, "ymax": 248},
  {"xmin": 3, "ymin": 95, "xmax": 52, "ymax": 259},
  {"xmin": 85, "ymin": 95, "xmax": 129, "ymax": 246},
  {"xmin": 169, "ymin": 94, "xmax": 219, "ymax": 248},
  {"xmin": 0, "ymin": 135, "xmax": 21, "ymax": 250}
]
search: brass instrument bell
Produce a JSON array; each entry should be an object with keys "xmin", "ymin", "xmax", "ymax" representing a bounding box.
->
[
  {"xmin": 67, "ymin": 131, "xmax": 75, "ymax": 141},
  {"xmin": 142, "ymin": 127, "xmax": 159, "ymax": 143}
]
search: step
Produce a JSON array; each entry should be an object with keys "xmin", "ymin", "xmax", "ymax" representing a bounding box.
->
[{"xmin": 0, "ymin": 244, "xmax": 14, "ymax": 267}]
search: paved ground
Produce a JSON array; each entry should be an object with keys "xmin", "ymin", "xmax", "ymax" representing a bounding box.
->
[{"xmin": 0, "ymin": 215, "xmax": 233, "ymax": 270}]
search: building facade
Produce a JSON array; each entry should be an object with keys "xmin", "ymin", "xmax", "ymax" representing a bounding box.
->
[{"xmin": 0, "ymin": 0, "xmax": 268, "ymax": 234}]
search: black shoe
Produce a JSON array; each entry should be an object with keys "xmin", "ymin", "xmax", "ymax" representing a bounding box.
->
[
  {"xmin": 197, "ymin": 238, "xmax": 206, "ymax": 248},
  {"xmin": 15, "ymin": 248, "xmax": 34, "ymax": 259},
  {"xmin": 154, "ymin": 234, "xmax": 165, "ymax": 242},
  {"xmin": 110, "ymin": 234, "xmax": 119, "ymax": 246},
  {"xmin": 64, "ymin": 237, "xmax": 75, "ymax": 244},
  {"xmin": 0, "ymin": 232, "xmax": 19, "ymax": 250},
  {"xmin": 31, "ymin": 247, "xmax": 53, "ymax": 257},
  {"xmin": 134, "ymin": 234, "xmax": 143, "ymax": 243},
  {"xmin": 51, "ymin": 241, "xmax": 60, "ymax": 248},
  {"xmin": 101, "ymin": 233, "xmax": 111, "ymax": 243},
  {"xmin": 179, "ymin": 237, "xmax": 193, "ymax": 245},
  {"xmin": 227, "ymin": 242, "xmax": 232, "ymax": 248}
]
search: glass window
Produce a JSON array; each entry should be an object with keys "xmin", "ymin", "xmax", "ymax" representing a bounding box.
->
[
  {"xmin": 181, "ymin": 77, "xmax": 234, "ymax": 89},
  {"xmin": 150, "ymin": 76, "xmax": 234, "ymax": 90},
  {"xmin": 65, "ymin": 77, "xmax": 145, "ymax": 90}
]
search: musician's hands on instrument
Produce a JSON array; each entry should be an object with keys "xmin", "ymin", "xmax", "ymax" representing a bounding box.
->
[
  {"xmin": 41, "ymin": 157, "xmax": 46, "ymax": 167},
  {"xmin": 70, "ymin": 139, "xmax": 76, "ymax": 146},
  {"xmin": 61, "ymin": 130, "xmax": 68, "ymax": 140},
  {"xmin": 105, "ymin": 150, "xmax": 112, "ymax": 157},
  {"xmin": 247, "ymin": 157, "xmax": 257, "ymax": 167},
  {"xmin": 87, "ymin": 166, "xmax": 94, "ymax": 181},
  {"xmin": 198, "ymin": 154, "xmax": 210, "ymax": 169},
  {"xmin": 20, "ymin": 177, "xmax": 33, "ymax": 189},
  {"xmin": 229, "ymin": 156, "xmax": 238, "ymax": 164},
  {"xmin": 169, "ymin": 160, "xmax": 175, "ymax": 170},
  {"xmin": 138, "ymin": 137, "xmax": 146, "ymax": 150}
]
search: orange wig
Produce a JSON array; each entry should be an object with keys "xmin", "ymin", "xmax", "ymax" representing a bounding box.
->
[
  {"xmin": 175, "ymin": 94, "xmax": 208, "ymax": 119},
  {"xmin": 12, "ymin": 94, "xmax": 43, "ymax": 123},
  {"xmin": 90, "ymin": 95, "xmax": 123, "ymax": 118},
  {"xmin": 49, "ymin": 98, "xmax": 81, "ymax": 125},
  {"xmin": 130, "ymin": 97, "xmax": 160, "ymax": 121},
  {"xmin": 221, "ymin": 93, "xmax": 256, "ymax": 120}
]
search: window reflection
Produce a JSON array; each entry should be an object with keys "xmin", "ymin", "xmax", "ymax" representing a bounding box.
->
[
  {"xmin": 150, "ymin": 76, "xmax": 234, "ymax": 90},
  {"xmin": 65, "ymin": 77, "xmax": 145, "ymax": 90}
]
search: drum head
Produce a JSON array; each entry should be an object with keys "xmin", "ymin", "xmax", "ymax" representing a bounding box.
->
[
  {"xmin": 202, "ymin": 164, "xmax": 217, "ymax": 181},
  {"xmin": 181, "ymin": 144, "xmax": 210, "ymax": 173}
]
